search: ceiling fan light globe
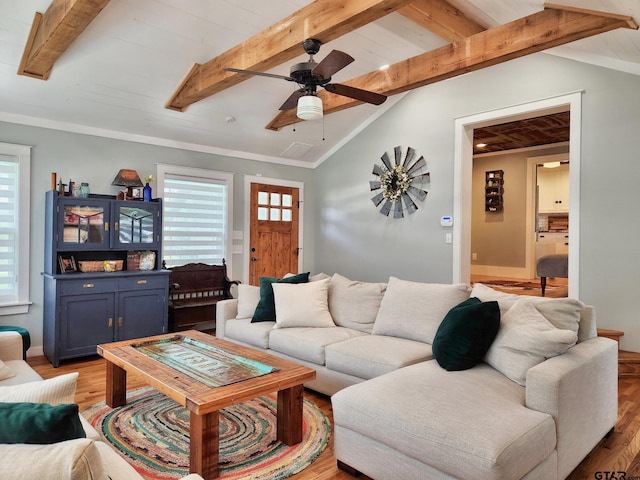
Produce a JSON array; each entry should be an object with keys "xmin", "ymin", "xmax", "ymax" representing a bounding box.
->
[{"xmin": 296, "ymin": 95, "xmax": 323, "ymax": 120}]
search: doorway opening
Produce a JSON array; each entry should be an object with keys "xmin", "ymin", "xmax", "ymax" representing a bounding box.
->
[{"xmin": 453, "ymin": 92, "xmax": 582, "ymax": 298}]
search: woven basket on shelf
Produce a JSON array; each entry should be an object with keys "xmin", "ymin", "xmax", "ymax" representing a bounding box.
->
[{"xmin": 78, "ymin": 260, "xmax": 123, "ymax": 273}]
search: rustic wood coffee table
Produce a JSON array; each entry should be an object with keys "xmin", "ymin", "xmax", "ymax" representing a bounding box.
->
[{"xmin": 97, "ymin": 330, "xmax": 316, "ymax": 480}]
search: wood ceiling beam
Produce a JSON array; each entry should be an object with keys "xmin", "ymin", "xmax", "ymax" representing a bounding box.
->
[
  {"xmin": 165, "ymin": 0, "xmax": 414, "ymax": 112},
  {"xmin": 397, "ymin": 0, "xmax": 485, "ymax": 42},
  {"xmin": 266, "ymin": 4, "xmax": 638, "ymax": 131},
  {"xmin": 18, "ymin": 0, "xmax": 110, "ymax": 80}
]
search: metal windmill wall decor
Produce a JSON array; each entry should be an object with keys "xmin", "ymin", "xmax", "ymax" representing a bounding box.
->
[{"xmin": 370, "ymin": 146, "xmax": 430, "ymax": 218}]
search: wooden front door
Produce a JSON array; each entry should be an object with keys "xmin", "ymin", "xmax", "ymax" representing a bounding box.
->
[{"xmin": 249, "ymin": 183, "xmax": 300, "ymax": 285}]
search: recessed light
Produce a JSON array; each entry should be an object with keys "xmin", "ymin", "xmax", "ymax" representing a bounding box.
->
[
  {"xmin": 543, "ymin": 161, "xmax": 561, "ymax": 168},
  {"xmin": 476, "ymin": 143, "xmax": 487, "ymax": 148},
  {"xmin": 379, "ymin": 64, "xmax": 390, "ymax": 71}
]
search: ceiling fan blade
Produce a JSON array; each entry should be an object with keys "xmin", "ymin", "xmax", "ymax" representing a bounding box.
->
[
  {"xmin": 223, "ymin": 67, "xmax": 293, "ymax": 82},
  {"xmin": 279, "ymin": 90, "xmax": 306, "ymax": 111},
  {"xmin": 324, "ymin": 83, "xmax": 387, "ymax": 105},
  {"xmin": 312, "ymin": 50, "xmax": 354, "ymax": 79}
]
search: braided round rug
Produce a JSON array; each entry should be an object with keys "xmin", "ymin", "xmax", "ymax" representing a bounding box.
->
[{"xmin": 82, "ymin": 387, "xmax": 330, "ymax": 480}]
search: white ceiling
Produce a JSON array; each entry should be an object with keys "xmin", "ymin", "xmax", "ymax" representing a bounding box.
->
[{"xmin": 1, "ymin": 0, "xmax": 639, "ymax": 166}]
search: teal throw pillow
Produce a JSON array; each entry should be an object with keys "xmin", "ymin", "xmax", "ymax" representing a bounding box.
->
[
  {"xmin": 432, "ymin": 297, "xmax": 500, "ymax": 371},
  {"xmin": 251, "ymin": 272, "xmax": 310, "ymax": 323},
  {"xmin": 0, "ymin": 402, "xmax": 86, "ymax": 444}
]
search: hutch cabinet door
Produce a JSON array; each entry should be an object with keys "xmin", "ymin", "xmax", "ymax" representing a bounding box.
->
[
  {"xmin": 112, "ymin": 201, "xmax": 161, "ymax": 250},
  {"xmin": 60, "ymin": 292, "xmax": 115, "ymax": 358},
  {"xmin": 56, "ymin": 197, "xmax": 111, "ymax": 250},
  {"xmin": 117, "ymin": 288, "xmax": 167, "ymax": 340}
]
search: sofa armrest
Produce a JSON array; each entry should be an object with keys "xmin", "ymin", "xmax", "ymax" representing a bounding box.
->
[
  {"xmin": 525, "ymin": 336, "xmax": 618, "ymax": 479},
  {"xmin": 215, "ymin": 298, "xmax": 238, "ymax": 339},
  {"xmin": 0, "ymin": 332, "xmax": 24, "ymax": 361}
]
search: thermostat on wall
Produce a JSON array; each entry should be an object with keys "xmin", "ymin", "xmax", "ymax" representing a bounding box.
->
[{"xmin": 440, "ymin": 216, "xmax": 453, "ymax": 227}]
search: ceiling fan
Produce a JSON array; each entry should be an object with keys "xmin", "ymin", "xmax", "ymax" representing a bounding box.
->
[{"xmin": 224, "ymin": 38, "xmax": 387, "ymax": 120}]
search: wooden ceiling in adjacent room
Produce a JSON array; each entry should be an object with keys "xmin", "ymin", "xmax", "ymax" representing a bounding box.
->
[{"xmin": 473, "ymin": 111, "xmax": 570, "ymax": 155}]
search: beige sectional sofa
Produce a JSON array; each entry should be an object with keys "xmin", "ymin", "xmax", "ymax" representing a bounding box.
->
[
  {"xmin": 0, "ymin": 330, "xmax": 204, "ymax": 480},
  {"xmin": 216, "ymin": 273, "xmax": 618, "ymax": 480}
]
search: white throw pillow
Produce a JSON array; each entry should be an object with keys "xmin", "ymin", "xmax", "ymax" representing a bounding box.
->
[
  {"xmin": 272, "ymin": 278, "xmax": 335, "ymax": 328},
  {"xmin": 0, "ymin": 372, "xmax": 78, "ymax": 405},
  {"xmin": 485, "ymin": 298, "xmax": 578, "ymax": 386},
  {"xmin": 310, "ymin": 272, "xmax": 331, "ymax": 282},
  {"xmin": 0, "ymin": 359, "xmax": 16, "ymax": 381},
  {"xmin": 328, "ymin": 273, "xmax": 386, "ymax": 333},
  {"xmin": 236, "ymin": 284, "xmax": 261, "ymax": 319},
  {"xmin": 471, "ymin": 283, "xmax": 584, "ymax": 334},
  {"xmin": 372, "ymin": 277, "xmax": 472, "ymax": 344}
]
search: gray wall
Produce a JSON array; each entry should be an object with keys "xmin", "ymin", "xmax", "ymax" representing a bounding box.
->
[
  {"xmin": 0, "ymin": 122, "xmax": 315, "ymax": 351},
  {"xmin": 314, "ymin": 52, "xmax": 640, "ymax": 351}
]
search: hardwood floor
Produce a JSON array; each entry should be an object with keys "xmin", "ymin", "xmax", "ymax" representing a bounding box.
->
[
  {"xmin": 471, "ymin": 274, "xmax": 569, "ymax": 298},
  {"xmin": 29, "ymin": 354, "xmax": 640, "ymax": 479}
]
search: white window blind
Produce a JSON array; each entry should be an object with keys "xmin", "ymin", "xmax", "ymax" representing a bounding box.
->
[
  {"xmin": 0, "ymin": 143, "xmax": 31, "ymax": 315},
  {"xmin": 0, "ymin": 155, "xmax": 18, "ymax": 302},
  {"xmin": 160, "ymin": 166, "xmax": 233, "ymax": 268}
]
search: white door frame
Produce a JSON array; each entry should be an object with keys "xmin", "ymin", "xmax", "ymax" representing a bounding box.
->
[
  {"xmin": 243, "ymin": 175, "xmax": 304, "ymax": 283},
  {"xmin": 453, "ymin": 92, "xmax": 582, "ymax": 298}
]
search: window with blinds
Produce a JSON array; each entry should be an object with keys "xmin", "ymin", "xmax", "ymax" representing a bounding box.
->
[
  {"xmin": 159, "ymin": 166, "xmax": 233, "ymax": 269},
  {"xmin": 0, "ymin": 143, "xmax": 30, "ymax": 315}
]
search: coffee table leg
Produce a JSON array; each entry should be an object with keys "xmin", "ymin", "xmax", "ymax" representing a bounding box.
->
[
  {"xmin": 105, "ymin": 361, "xmax": 126, "ymax": 408},
  {"xmin": 277, "ymin": 384, "xmax": 304, "ymax": 445},
  {"xmin": 190, "ymin": 411, "xmax": 220, "ymax": 480}
]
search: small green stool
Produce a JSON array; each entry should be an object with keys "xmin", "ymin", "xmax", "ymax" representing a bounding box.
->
[{"xmin": 0, "ymin": 326, "xmax": 31, "ymax": 360}]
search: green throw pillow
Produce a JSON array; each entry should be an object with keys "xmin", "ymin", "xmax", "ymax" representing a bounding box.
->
[
  {"xmin": 0, "ymin": 402, "xmax": 86, "ymax": 444},
  {"xmin": 251, "ymin": 272, "xmax": 310, "ymax": 323},
  {"xmin": 432, "ymin": 297, "xmax": 500, "ymax": 371}
]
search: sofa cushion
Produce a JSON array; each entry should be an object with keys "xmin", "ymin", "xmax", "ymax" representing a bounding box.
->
[
  {"xmin": 332, "ymin": 361, "xmax": 556, "ymax": 480},
  {"xmin": 372, "ymin": 277, "xmax": 471, "ymax": 344},
  {"xmin": 269, "ymin": 326, "xmax": 366, "ymax": 365},
  {"xmin": 432, "ymin": 297, "xmax": 500, "ymax": 371},
  {"xmin": 0, "ymin": 402, "xmax": 85, "ymax": 444},
  {"xmin": 0, "ymin": 360, "xmax": 43, "ymax": 386},
  {"xmin": 236, "ymin": 284, "xmax": 260, "ymax": 319},
  {"xmin": 0, "ymin": 438, "xmax": 108, "ymax": 480},
  {"xmin": 225, "ymin": 318, "xmax": 274, "ymax": 349},
  {"xmin": 251, "ymin": 272, "xmax": 310, "ymax": 323},
  {"xmin": 485, "ymin": 298, "xmax": 578, "ymax": 386},
  {"xmin": 0, "ymin": 359, "xmax": 16, "ymax": 381},
  {"xmin": 0, "ymin": 372, "xmax": 78, "ymax": 405},
  {"xmin": 471, "ymin": 283, "xmax": 584, "ymax": 335},
  {"xmin": 325, "ymin": 335, "xmax": 432, "ymax": 380},
  {"xmin": 328, "ymin": 273, "xmax": 386, "ymax": 334},
  {"xmin": 272, "ymin": 278, "xmax": 335, "ymax": 328}
]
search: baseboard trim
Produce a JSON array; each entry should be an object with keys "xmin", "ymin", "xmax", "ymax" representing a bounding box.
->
[{"xmin": 471, "ymin": 265, "xmax": 531, "ymax": 279}]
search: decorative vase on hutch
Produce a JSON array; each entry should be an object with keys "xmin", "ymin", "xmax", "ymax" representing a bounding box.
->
[{"xmin": 143, "ymin": 183, "xmax": 152, "ymax": 202}]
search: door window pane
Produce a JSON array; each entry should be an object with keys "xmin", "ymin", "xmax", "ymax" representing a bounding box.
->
[
  {"xmin": 282, "ymin": 209, "xmax": 292, "ymax": 222},
  {"xmin": 258, "ymin": 191, "xmax": 269, "ymax": 205},
  {"xmin": 118, "ymin": 206, "xmax": 154, "ymax": 244},
  {"xmin": 282, "ymin": 194, "xmax": 292, "ymax": 207},
  {"xmin": 270, "ymin": 208, "xmax": 281, "ymax": 221},
  {"xmin": 270, "ymin": 193, "xmax": 281, "ymax": 206},
  {"xmin": 62, "ymin": 205, "xmax": 105, "ymax": 244},
  {"xmin": 258, "ymin": 207, "xmax": 268, "ymax": 220}
]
